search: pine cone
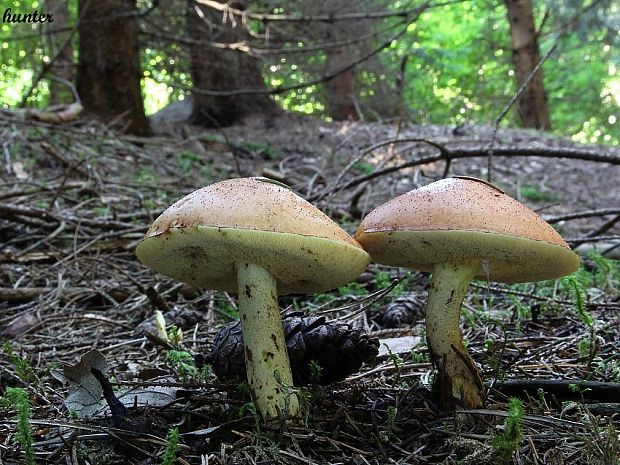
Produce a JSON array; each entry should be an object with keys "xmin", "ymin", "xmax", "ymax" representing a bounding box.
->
[
  {"xmin": 209, "ymin": 315, "xmax": 379, "ymax": 385},
  {"xmin": 379, "ymin": 292, "xmax": 425, "ymax": 328}
]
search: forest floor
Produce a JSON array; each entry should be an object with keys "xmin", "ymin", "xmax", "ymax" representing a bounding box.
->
[{"xmin": 1, "ymin": 112, "xmax": 620, "ymax": 465}]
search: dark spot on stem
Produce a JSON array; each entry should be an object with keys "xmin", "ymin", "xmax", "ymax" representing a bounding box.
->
[{"xmin": 245, "ymin": 285, "xmax": 252, "ymax": 299}]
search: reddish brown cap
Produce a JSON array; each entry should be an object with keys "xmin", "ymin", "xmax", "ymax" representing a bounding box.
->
[
  {"xmin": 355, "ymin": 177, "xmax": 580, "ymax": 283},
  {"xmin": 136, "ymin": 177, "xmax": 369, "ymax": 293}
]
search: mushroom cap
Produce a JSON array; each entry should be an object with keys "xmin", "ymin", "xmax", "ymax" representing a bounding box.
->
[
  {"xmin": 136, "ymin": 177, "xmax": 370, "ymax": 294},
  {"xmin": 355, "ymin": 177, "xmax": 580, "ymax": 283}
]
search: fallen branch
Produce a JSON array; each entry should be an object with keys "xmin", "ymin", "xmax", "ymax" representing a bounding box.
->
[
  {"xmin": 0, "ymin": 203, "xmax": 141, "ymax": 230},
  {"xmin": 545, "ymin": 209, "xmax": 620, "ymax": 224},
  {"xmin": 0, "ymin": 287, "xmax": 91, "ymax": 303},
  {"xmin": 570, "ymin": 214, "xmax": 620, "ymax": 248},
  {"xmin": 311, "ymin": 144, "xmax": 620, "ymax": 200},
  {"xmin": 27, "ymin": 102, "xmax": 83, "ymax": 124}
]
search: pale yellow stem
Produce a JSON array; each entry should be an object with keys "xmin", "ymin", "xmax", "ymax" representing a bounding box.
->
[{"xmin": 236, "ymin": 261, "xmax": 300, "ymax": 420}]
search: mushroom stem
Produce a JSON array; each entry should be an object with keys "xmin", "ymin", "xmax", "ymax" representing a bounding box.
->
[
  {"xmin": 426, "ymin": 261, "xmax": 485, "ymax": 409},
  {"xmin": 236, "ymin": 261, "xmax": 300, "ymax": 420}
]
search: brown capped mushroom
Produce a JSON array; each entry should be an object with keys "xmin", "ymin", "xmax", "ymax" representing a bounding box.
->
[
  {"xmin": 136, "ymin": 177, "xmax": 369, "ymax": 420},
  {"xmin": 355, "ymin": 176, "xmax": 580, "ymax": 409}
]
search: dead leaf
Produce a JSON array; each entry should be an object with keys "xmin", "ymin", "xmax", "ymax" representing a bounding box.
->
[
  {"xmin": 1, "ymin": 313, "xmax": 39, "ymax": 337},
  {"xmin": 378, "ymin": 336, "xmax": 423, "ymax": 358},
  {"xmin": 52, "ymin": 350, "xmax": 180, "ymax": 418},
  {"xmin": 51, "ymin": 349, "xmax": 108, "ymax": 418}
]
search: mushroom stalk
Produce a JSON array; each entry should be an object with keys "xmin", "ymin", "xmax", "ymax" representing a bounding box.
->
[
  {"xmin": 426, "ymin": 261, "xmax": 485, "ymax": 409},
  {"xmin": 236, "ymin": 261, "xmax": 300, "ymax": 420}
]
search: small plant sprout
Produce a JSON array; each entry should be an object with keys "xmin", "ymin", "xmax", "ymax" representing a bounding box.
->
[
  {"xmin": 356, "ymin": 177, "xmax": 579, "ymax": 409},
  {"xmin": 491, "ymin": 397, "xmax": 525, "ymax": 463},
  {"xmin": 3, "ymin": 342, "xmax": 38, "ymax": 384},
  {"xmin": 167, "ymin": 326, "xmax": 183, "ymax": 345},
  {"xmin": 165, "ymin": 350, "xmax": 198, "ymax": 381},
  {"xmin": 160, "ymin": 427, "xmax": 180, "ymax": 465},
  {"xmin": 2, "ymin": 387, "xmax": 36, "ymax": 465},
  {"xmin": 137, "ymin": 177, "xmax": 369, "ymax": 420}
]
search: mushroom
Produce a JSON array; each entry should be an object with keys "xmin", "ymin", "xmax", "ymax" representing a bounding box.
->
[
  {"xmin": 136, "ymin": 177, "xmax": 370, "ymax": 420},
  {"xmin": 354, "ymin": 176, "xmax": 580, "ymax": 409}
]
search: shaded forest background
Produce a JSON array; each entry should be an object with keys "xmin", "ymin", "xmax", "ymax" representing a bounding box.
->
[{"xmin": 1, "ymin": 0, "xmax": 619, "ymax": 143}]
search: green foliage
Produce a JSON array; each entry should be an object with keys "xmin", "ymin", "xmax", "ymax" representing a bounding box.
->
[
  {"xmin": 384, "ymin": 343, "xmax": 404, "ymax": 385},
  {"xmin": 374, "ymin": 270, "xmax": 412, "ymax": 297},
  {"xmin": 239, "ymin": 402, "xmax": 262, "ymax": 446},
  {"xmin": 564, "ymin": 276, "xmax": 593, "ymax": 327},
  {"xmin": 166, "ymin": 325, "xmax": 183, "ymax": 346},
  {"xmin": 165, "ymin": 350, "xmax": 207, "ymax": 382},
  {"xmin": 409, "ymin": 350, "xmax": 429, "ymax": 364},
  {"xmin": 512, "ymin": 252, "xmax": 618, "ymax": 319},
  {"xmin": 2, "ymin": 387, "xmax": 35, "ymax": 465},
  {"xmin": 159, "ymin": 427, "xmax": 181, "ymax": 465},
  {"xmin": 338, "ymin": 282, "xmax": 368, "ymax": 297},
  {"xmin": 216, "ymin": 300, "xmax": 239, "ymax": 319},
  {"xmin": 384, "ymin": 405, "xmax": 397, "ymax": 439},
  {"xmin": 491, "ymin": 397, "xmax": 524, "ymax": 463},
  {"xmin": 519, "ymin": 185, "xmax": 560, "ymax": 203},
  {"xmin": 236, "ymin": 381, "xmax": 251, "ymax": 398},
  {"xmin": 374, "ymin": 271, "xmax": 393, "ymax": 290},
  {"xmin": 3, "ymin": 0, "xmax": 617, "ymax": 144},
  {"xmin": 141, "ymin": 43, "xmax": 190, "ymax": 115},
  {"xmin": 2, "ymin": 342, "xmax": 38, "ymax": 384},
  {"xmin": 591, "ymin": 356, "xmax": 620, "ymax": 382},
  {"xmin": 241, "ymin": 141, "xmax": 279, "ymax": 160},
  {"xmin": 353, "ymin": 161, "xmax": 375, "ymax": 175},
  {"xmin": 175, "ymin": 150, "xmax": 215, "ymax": 184},
  {"xmin": 308, "ymin": 360, "xmax": 323, "ymax": 384}
]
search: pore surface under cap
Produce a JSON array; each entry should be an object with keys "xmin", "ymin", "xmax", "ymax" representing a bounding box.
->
[
  {"xmin": 136, "ymin": 177, "xmax": 369, "ymax": 293},
  {"xmin": 355, "ymin": 177, "xmax": 580, "ymax": 283}
]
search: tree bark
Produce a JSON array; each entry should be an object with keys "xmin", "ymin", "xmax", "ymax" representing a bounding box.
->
[
  {"xmin": 186, "ymin": 0, "xmax": 279, "ymax": 127},
  {"xmin": 44, "ymin": 0, "xmax": 73, "ymax": 104},
  {"xmin": 76, "ymin": 0, "xmax": 149, "ymax": 135},
  {"xmin": 325, "ymin": 46, "xmax": 359, "ymax": 121},
  {"xmin": 504, "ymin": 0, "xmax": 551, "ymax": 130}
]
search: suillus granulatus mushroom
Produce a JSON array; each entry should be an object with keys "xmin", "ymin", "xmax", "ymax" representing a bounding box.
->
[
  {"xmin": 136, "ymin": 177, "xmax": 369, "ymax": 420},
  {"xmin": 355, "ymin": 176, "xmax": 580, "ymax": 409}
]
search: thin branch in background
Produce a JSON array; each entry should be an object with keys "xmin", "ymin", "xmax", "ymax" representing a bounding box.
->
[
  {"xmin": 140, "ymin": 13, "xmax": 401, "ymax": 56},
  {"xmin": 195, "ymin": 0, "xmax": 464, "ymax": 23},
  {"xmin": 312, "ymin": 142, "xmax": 620, "ymax": 201},
  {"xmin": 18, "ymin": 5, "xmax": 84, "ymax": 108},
  {"xmin": 570, "ymin": 214, "xmax": 620, "ymax": 248},
  {"xmin": 544, "ymin": 209, "xmax": 620, "ymax": 224},
  {"xmin": 166, "ymin": 11, "xmax": 424, "ymax": 99},
  {"xmin": 486, "ymin": 43, "xmax": 558, "ymax": 182},
  {"xmin": 313, "ymin": 137, "xmax": 449, "ymax": 202}
]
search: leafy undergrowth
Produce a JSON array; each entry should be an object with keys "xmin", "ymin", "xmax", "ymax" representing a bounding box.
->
[{"xmin": 1, "ymin": 116, "xmax": 620, "ymax": 464}]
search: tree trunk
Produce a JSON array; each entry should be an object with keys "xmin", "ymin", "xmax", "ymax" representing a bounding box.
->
[
  {"xmin": 76, "ymin": 0, "xmax": 149, "ymax": 135},
  {"xmin": 186, "ymin": 0, "xmax": 279, "ymax": 127},
  {"xmin": 325, "ymin": 46, "xmax": 359, "ymax": 121},
  {"xmin": 44, "ymin": 0, "xmax": 73, "ymax": 104},
  {"xmin": 504, "ymin": 0, "xmax": 551, "ymax": 130}
]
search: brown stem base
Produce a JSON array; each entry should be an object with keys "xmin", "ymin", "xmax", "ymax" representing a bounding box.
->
[{"xmin": 426, "ymin": 262, "xmax": 485, "ymax": 409}]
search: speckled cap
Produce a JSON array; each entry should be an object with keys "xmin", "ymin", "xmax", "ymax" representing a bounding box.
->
[
  {"xmin": 136, "ymin": 177, "xmax": 370, "ymax": 294},
  {"xmin": 355, "ymin": 176, "xmax": 580, "ymax": 283}
]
